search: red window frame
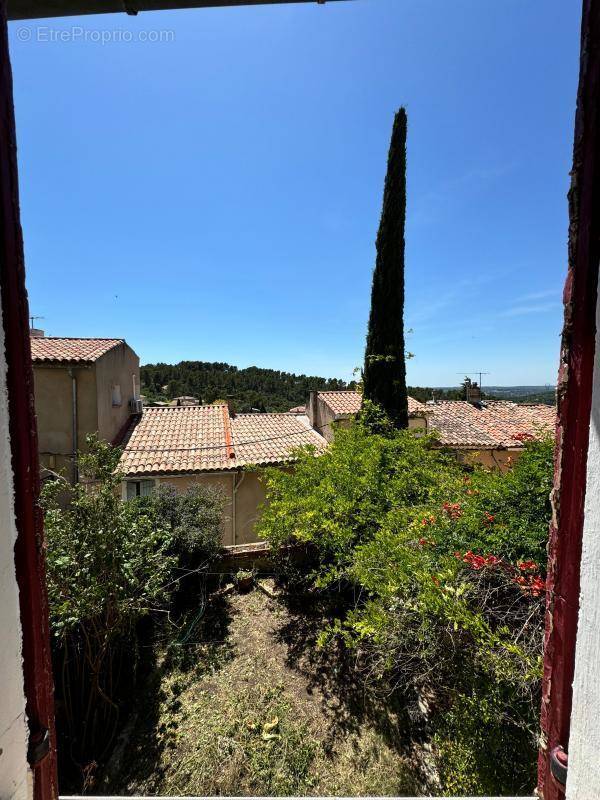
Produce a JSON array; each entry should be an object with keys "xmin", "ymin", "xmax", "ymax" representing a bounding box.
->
[
  {"xmin": 0, "ymin": 2, "xmax": 598, "ymax": 799},
  {"xmin": 538, "ymin": 2, "xmax": 600, "ymax": 798},
  {"xmin": 0, "ymin": 5, "xmax": 57, "ymax": 797}
]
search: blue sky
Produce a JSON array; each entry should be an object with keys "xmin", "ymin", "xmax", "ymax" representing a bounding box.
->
[{"xmin": 9, "ymin": 0, "xmax": 581, "ymax": 386}]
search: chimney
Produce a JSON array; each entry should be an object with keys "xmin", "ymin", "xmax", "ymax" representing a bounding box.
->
[
  {"xmin": 30, "ymin": 328, "xmax": 44, "ymax": 338},
  {"xmin": 226, "ymin": 398, "xmax": 236, "ymax": 418},
  {"xmin": 468, "ymin": 382, "xmax": 482, "ymax": 404},
  {"xmin": 307, "ymin": 390, "xmax": 318, "ymax": 429}
]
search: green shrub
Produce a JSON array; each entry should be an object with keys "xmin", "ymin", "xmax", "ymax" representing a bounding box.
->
[
  {"xmin": 42, "ymin": 436, "xmax": 176, "ymax": 641},
  {"xmin": 42, "ymin": 437, "xmax": 176, "ymax": 783},
  {"xmin": 41, "ymin": 435, "xmax": 226, "ymax": 788},
  {"xmin": 258, "ymin": 420, "xmax": 462, "ymax": 588},
  {"xmin": 136, "ymin": 482, "xmax": 225, "ymax": 561},
  {"xmin": 436, "ymin": 435, "xmax": 554, "ymax": 566},
  {"xmin": 434, "ymin": 688, "xmax": 538, "ymax": 796},
  {"xmin": 258, "ymin": 413, "xmax": 551, "ymax": 794}
]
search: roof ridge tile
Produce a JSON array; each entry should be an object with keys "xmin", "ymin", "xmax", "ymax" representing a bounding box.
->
[{"xmin": 119, "ymin": 404, "xmax": 327, "ymax": 477}]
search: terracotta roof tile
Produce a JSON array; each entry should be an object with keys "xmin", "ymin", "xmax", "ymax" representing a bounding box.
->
[
  {"xmin": 407, "ymin": 397, "xmax": 430, "ymax": 416},
  {"xmin": 118, "ymin": 405, "xmax": 233, "ymax": 475},
  {"xmin": 427, "ymin": 401, "xmax": 556, "ymax": 449},
  {"xmin": 317, "ymin": 391, "xmax": 361, "ymax": 416},
  {"xmin": 317, "ymin": 390, "xmax": 428, "ymax": 418},
  {"xmin": 118, "ymin": 406, "xmax": 327, "ymax": 477},
  {"xmin": 30, "ymin": 336, "xmax": 125, "ymax": 364},
  {"xmin": 232, "ymin": 413, "xmax": 326, "ymax": 467}
]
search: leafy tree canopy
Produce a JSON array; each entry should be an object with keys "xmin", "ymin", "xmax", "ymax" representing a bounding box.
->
[
  {"xmin": 257, "ymin": 412, "xmax": 553, "ymax": 795},
  {"xmin": 41, "ymin": 436, "xmax": 225, "ymax": 787},
  {"xmin": 141, "ymin": 360, "xmax": 357, "ymax": 412}
]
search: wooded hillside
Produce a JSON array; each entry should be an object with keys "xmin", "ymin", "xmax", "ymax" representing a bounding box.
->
[
  {"xmin": 140, "ymin": 361, "xmax": 356, "ymax": 412},
  {"xmin": 141, "ymin": 362, "xmax": 556, "ymax": 412}
]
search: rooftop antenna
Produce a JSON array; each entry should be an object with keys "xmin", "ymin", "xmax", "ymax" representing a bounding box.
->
[{"xmin": 29, "ymin": 315, "xmax": 44, "ymax": 329}]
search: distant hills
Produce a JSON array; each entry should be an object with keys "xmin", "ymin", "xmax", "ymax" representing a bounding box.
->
[
  {"xmin": 140, "ymin": 361, "xmax": 356, "ymax": 413},
  {"xmin": 412, "ymin": 385, "xmax": 556, "ymax": 406},
  {"xmin": 140, "ymin": 360, "xmax": 556, "ymax": 412},
  {"xmin": 481, "ymin": 385, "xmax": 556, "ymax": 405}
]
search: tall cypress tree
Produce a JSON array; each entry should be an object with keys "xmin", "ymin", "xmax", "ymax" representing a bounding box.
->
[{"xmin": 363, "ymin": 108, "xmax": 409, "ymax": 428}]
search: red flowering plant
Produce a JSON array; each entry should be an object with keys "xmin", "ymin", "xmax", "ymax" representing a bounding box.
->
[
  {"xmin": 513, "ymin": 432, "xmax": 535, "ymax": 442},
  {"xmin": 427, "ymin": 437, "xmax": 554, "ymax": 571},
  {"xmin": 346, "ymin": 523, "xmax": 545, "ymax": 770},
  {"xmin": 518, "ymin": 559, "xmax": 538, "ymax": 572},
  {"xmin": 455, "ymin": 550, "xmax": 546, "ymax": 598},
  {"xmin": 259, "ymin": 412, "xmax": 552, "ymax": 795}
]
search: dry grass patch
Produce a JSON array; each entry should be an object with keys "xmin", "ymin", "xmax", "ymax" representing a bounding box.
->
[{"xmin": 108, "ymin": 585, "xmax": 417, "ymax": 796}]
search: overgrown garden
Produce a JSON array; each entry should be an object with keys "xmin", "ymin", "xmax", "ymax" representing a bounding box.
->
[
  {"xmin": 41, "ymin": 436, "xmax": 225, "ymax": 791},
  {"xmin": 42, "ymin": 423, "xmax": 552, "ymax": 795},
  {"xmin": 42, "ymin": 104, "xmax": 553, "ymax": 795},
  {"xmin": 257, "ymin": 408, "xmax": 552, "ymax": 795}
]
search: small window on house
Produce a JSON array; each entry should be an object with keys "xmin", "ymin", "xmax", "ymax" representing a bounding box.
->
[
  {"xmin": 112, "ymin": 384, "xmax": 122, "ymax": 407},
  {"xmin": 126, "ymin": 479, "xmax": 154, "ymax": 499}
]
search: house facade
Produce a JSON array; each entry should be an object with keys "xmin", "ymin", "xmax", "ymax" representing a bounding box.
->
[
  {"xmin": 306, "ymin": 389, "xmax": 429, "ymax": 441},
  {"xmin": 118, "ymin": 404, "xmax": 327, "ymax": 545},
  {"xmin": 426, "ymin": 399, "xmax": 556, "ymax": 469},
  {"xmin": 30, "ymin": 334, "xmax": 140, "ymax": 482},
  {"xmin": 307, "ymin": 389, "xmax": 555, "ymax": 470},
  {"xmin": 116, "ymin": 390, "xmax": 555, "ymax": 547}
]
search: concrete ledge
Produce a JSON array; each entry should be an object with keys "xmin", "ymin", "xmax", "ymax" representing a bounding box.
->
[
  {"xmin": 61, "ymin": 796, "xmax": 534, "ymax": 799},
  {"xmin": 216, "ymin": 541, "xmax": 273, "ymax": 573},
  {"xmin": 222, "ymin": 541, "xmax": 271, "ymax": 556}
]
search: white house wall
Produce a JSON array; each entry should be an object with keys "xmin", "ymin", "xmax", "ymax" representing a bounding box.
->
[
  {"xmin": 0, "ymin": 300, "xmax": 31, "ymax": 800},
  {"xmin": 566, "ymin": 284, "xmax": 600, "ymax": 800}
]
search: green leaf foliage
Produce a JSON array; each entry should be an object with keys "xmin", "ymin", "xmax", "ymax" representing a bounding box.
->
[
  {"xmin": 41, "ymin": 435, "xmax": 226, "ymax": 788},
  {"xmin": 258, "ymin": 413, "xmax": 552, "ymax": 795},
  {"xmin": 42, "ymin": 436, "xmax": 176, "ymax": 639},
  {"xmin": 140, "ymin": 360, "xmax": 356, "ymax": 411},
  {"xmin": 134, "ymin": 482, "xmax": 225, "ymax": 561}
]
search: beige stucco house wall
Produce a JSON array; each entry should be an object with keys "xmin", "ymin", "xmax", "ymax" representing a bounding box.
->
[
  {"xmin": 32, "ymin": 338, "xmax": 139, "ymax": 481},
  {"xmin": 306, "ymin": 392, "xmax": 340, "ymax": 442},
  {"xmin": 94, "ymin": 343, "xmax": 140, "ymax": 445},
  {"xmin": 307, "ymin": 390, "xmax": 428, "ymax": 442},
  {"xmin": 34, "ymin": 365, "xmax": 97, "ymax": 480},
  {"xmin": 232, "ymin": 471, "xmax": 268, "ymax": 545},
  {"xmin": 122, "ymin": 469, "xmax": 269, "ymax": 546},
  {"xmin": 452, "ymin": 447, "xmax": 523, "ymax": 472}
]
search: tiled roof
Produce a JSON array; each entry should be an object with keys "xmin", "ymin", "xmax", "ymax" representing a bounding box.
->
[
  {"xmin": 408, "ymin": 397, "xmax": 429, "ymax": 416},
  {"xmin": 30, "ymin": 336, "xmax": 124, "ymax": 364},
  {"xmin": 232, "ymin": 413, "xmax": 326, "ymax": 467},
  {"xmin": 317, "ymin": 391, "xmax": 428, "ymax": 418},
  {"xmin": 118, "ymin": 405, "xmax": 326, "ymax": 477},
  {"xmin": 427, "ymin": 401, "xmax": 556, "ymax": 449},
  {"xmin": 118, "ymin": 405, "xmax": 233, "ymax": 475},
  {"xmin": 317, "ymin": 391, "xmax": 361, "ymax": 416},
  {"xmin": 289, "ymin": 405, "xmax": 306, "ymax": 414}
]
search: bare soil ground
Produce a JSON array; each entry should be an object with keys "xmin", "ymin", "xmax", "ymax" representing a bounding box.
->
[{"xmin": 107, "ymin": 581, "xmax": 419, "ymax": 796}]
